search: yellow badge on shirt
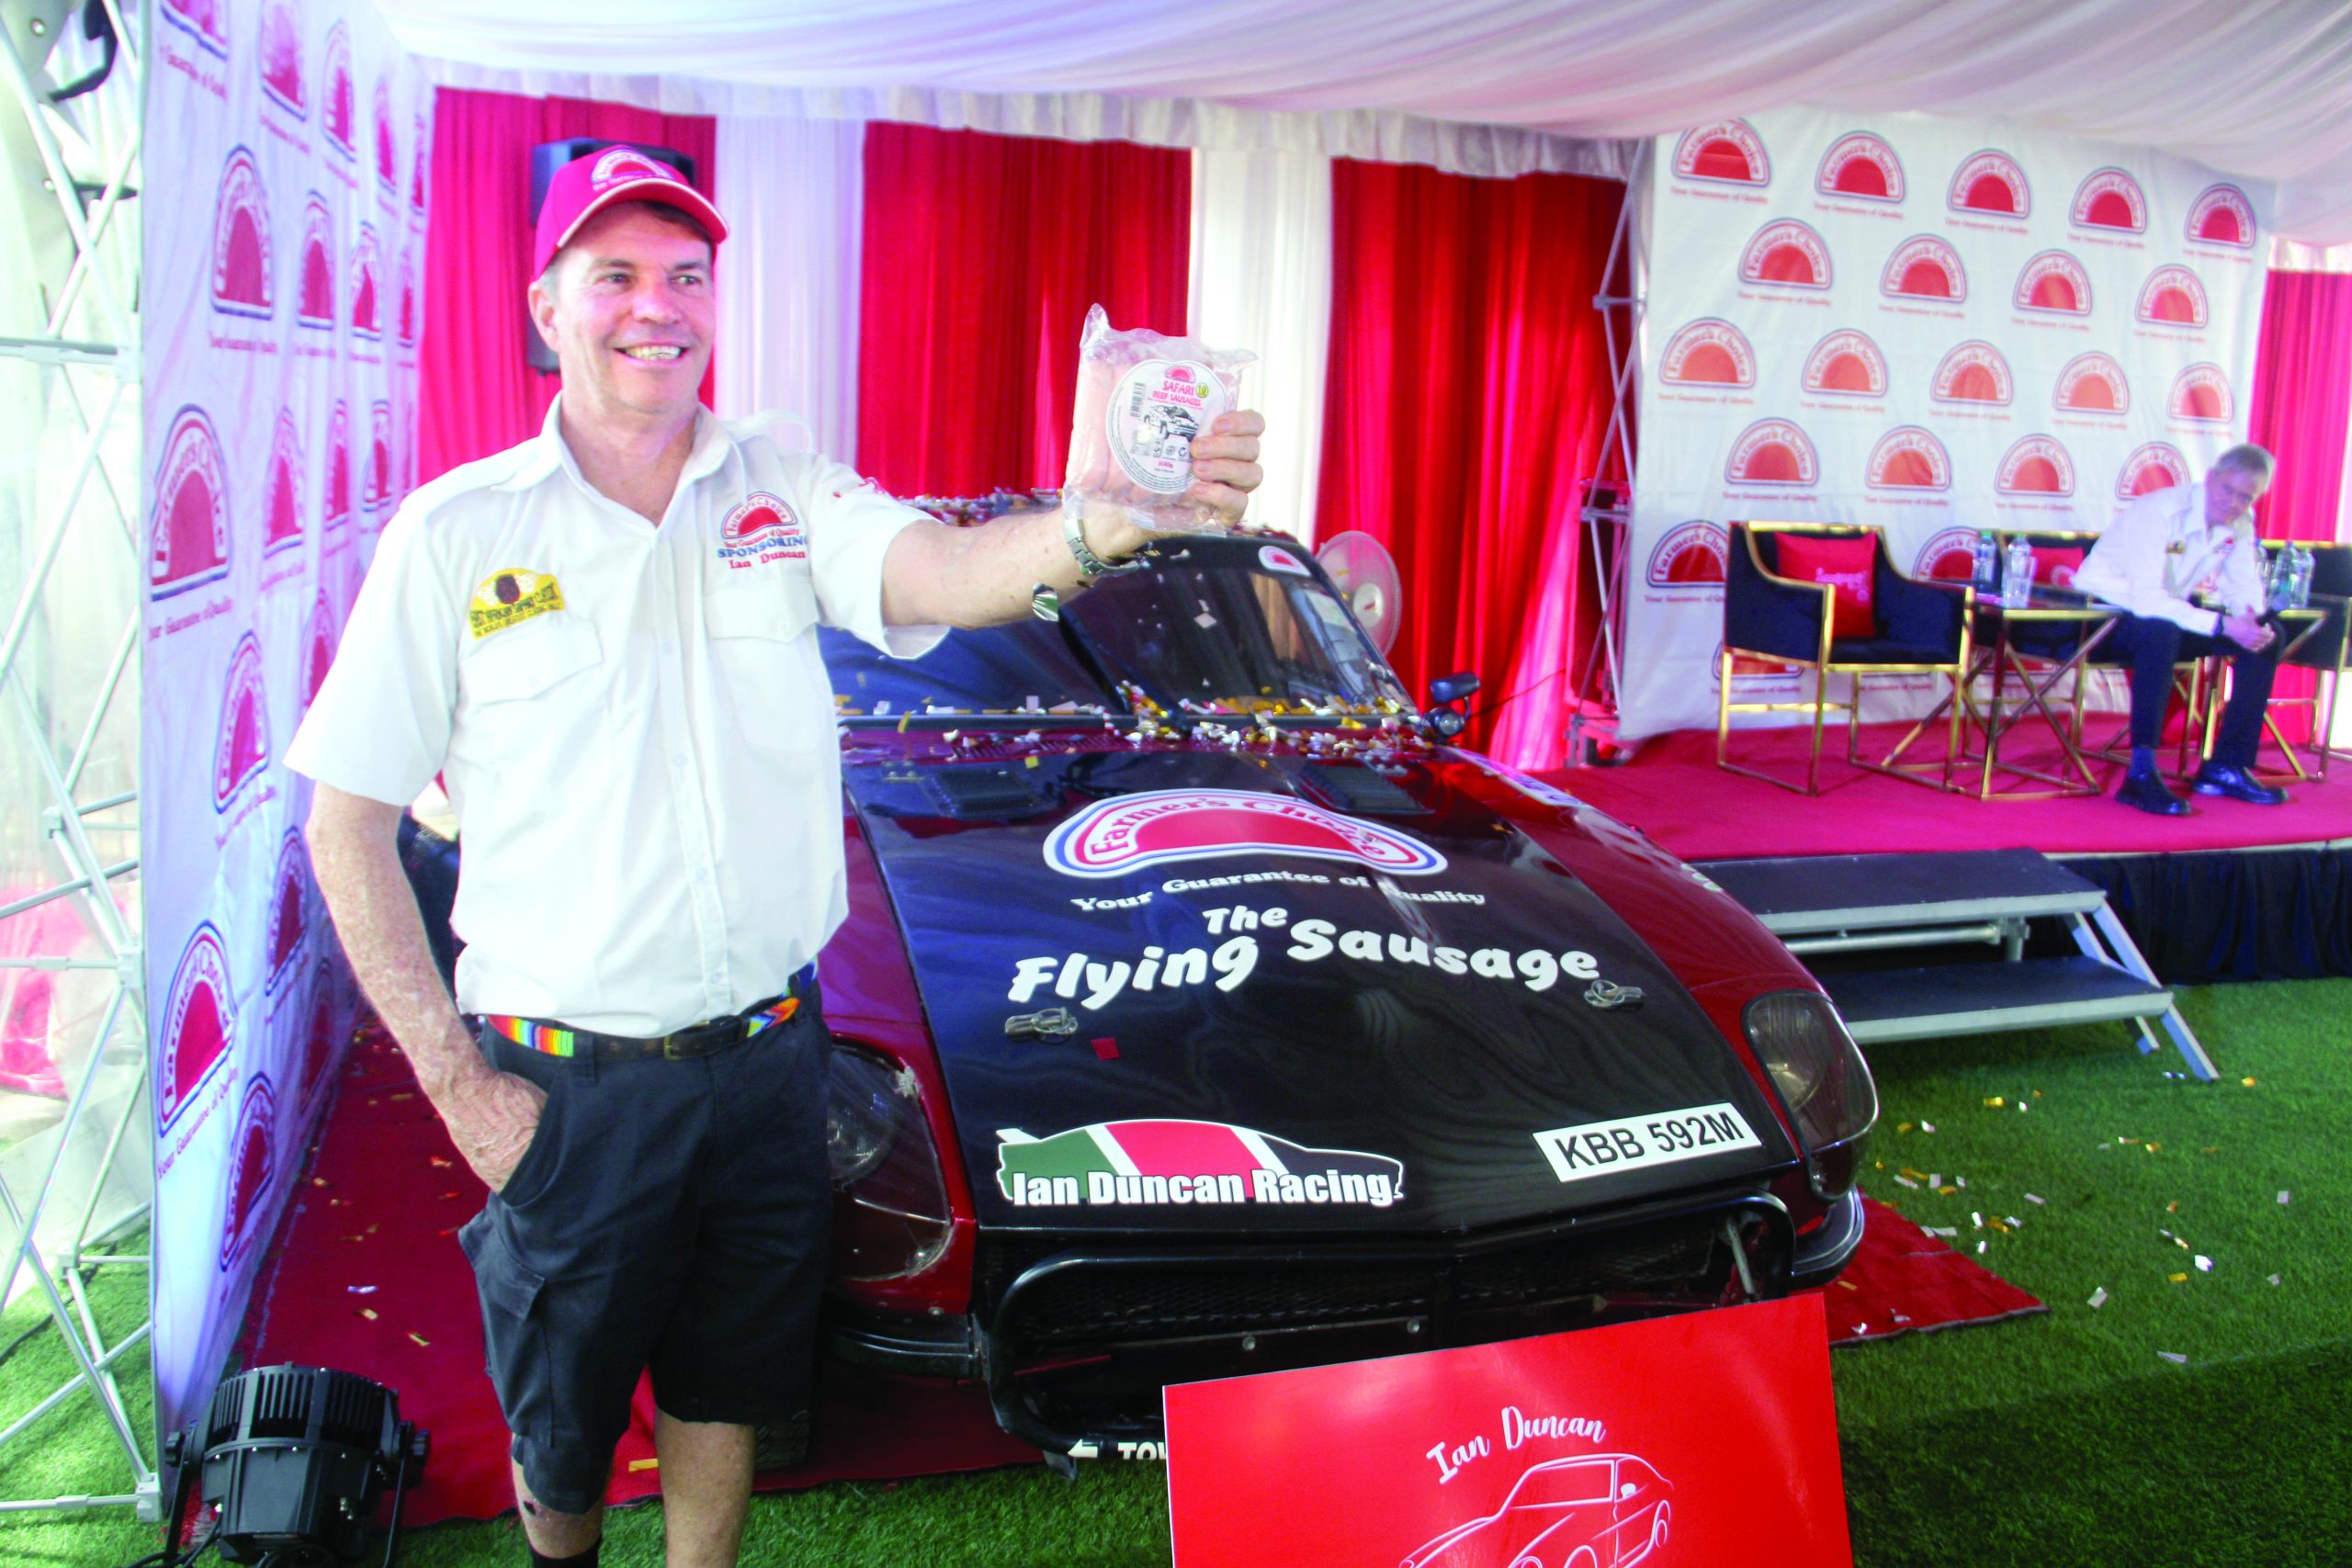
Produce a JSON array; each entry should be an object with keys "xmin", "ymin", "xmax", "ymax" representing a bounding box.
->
[{"xmin": 469, "ymin": 568, "xmax": 564, "ymax": 638}]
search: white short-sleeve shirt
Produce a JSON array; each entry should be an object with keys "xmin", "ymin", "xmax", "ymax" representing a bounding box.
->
[{"xmin": 286, "ymin": 398, "xmax": 944, "ymax": 1034}]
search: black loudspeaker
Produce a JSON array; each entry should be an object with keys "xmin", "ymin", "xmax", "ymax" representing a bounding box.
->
[{"xmin": 523, "ymin": 139, "xmax": 698, "ymax": 373}]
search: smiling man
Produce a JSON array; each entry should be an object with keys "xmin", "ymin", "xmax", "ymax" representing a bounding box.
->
[
  {"xmin": 2074, "ymin": 444, "xmax": 2286, "ymax": 815},
  {"xmin": 287, "ymin": 146, "xmax": 1261, "ymax": 1568}
]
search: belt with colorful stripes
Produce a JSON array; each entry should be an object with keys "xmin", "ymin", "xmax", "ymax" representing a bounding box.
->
[{"xmin": 484, "ymin": 968, "xmax": 812, "ymax": 1062}]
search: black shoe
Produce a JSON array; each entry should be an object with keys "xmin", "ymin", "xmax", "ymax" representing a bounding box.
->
[
  {"xmin": 2192, "ymin": 762, "xmax": 2290, "ymax": 805},
  {"xmin": 2117, "ymin": 770, "xmax": 2191, "ymax": 816}
]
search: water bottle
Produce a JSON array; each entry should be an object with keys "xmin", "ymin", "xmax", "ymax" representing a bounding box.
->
[
  {"xmin": 1972, "ymin": 532, "xmax": 1999, "ymax": 595},
  {"xmin": 2292, "ymin": 544, "xmax": 2314, "ymax": 609},
  {"xmin": 2004, "ymin": 536, "xmax": 2037, "ymax": 604},
  {"xmin": 2266, "ymin": 547, "xmax": 2294, "ymax": 613}
]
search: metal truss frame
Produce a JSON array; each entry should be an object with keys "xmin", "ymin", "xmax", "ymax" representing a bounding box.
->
[
  {"xmin": 0, "ymin": 0, "xmax": 156, "ymax": 1521},
  {"xmin": 1565, "ymin": 140, "xmax": 1647, "ymax": 766}
]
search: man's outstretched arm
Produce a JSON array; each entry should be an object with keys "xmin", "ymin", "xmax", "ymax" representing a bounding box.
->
[
  {"xmin": 305, "ymin": 784, "xmax": 543, "ymax": 1190},
  {"xmin": 879, "ymin": 411, "xmax": 1264, "ymax": 629}
]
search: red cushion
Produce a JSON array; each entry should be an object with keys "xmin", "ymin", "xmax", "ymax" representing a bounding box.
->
[
  {"xmin": 2030, "ymin": 545, "xmax": 2086, "ymax": 588},
  {"xmin": 1774, "ymin": 534, "xmax": 1878, "ymax": 641}
]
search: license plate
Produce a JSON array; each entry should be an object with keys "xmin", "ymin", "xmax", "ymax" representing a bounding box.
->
[{"xmin": 1532, "ymin": 1102, "xmax": 1762, "ymax": 1183}]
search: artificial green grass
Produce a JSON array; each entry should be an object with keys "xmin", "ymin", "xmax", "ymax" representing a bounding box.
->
[{"xmin": 2, "ymin": 979, "xmax": 2345, "ymax": 1566}]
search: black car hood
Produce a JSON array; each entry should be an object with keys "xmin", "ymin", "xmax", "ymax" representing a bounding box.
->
[{"xmin": 843, "ymin": 745, "xmax": 1797, "ymax": 1234}]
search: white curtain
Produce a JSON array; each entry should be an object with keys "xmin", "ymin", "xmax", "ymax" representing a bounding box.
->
[
  {"xmin": 388, "ymin": 1, "xmax": 2352, "ymax": 239},
  {"xmin": 1189, "ymin": 147, "xmax": 1331, "ymax": 544},
  {"xmin": 713, "ymin": 115, "xmax": 865, "ymax": 457}
]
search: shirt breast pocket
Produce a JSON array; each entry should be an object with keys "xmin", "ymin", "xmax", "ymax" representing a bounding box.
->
[
  {"xmin": 707, "ymin": 582, "xmax": 820, "ymax": 750},
  {"xmin": 462, "ymin": 615, "xmax": 604, "ymax": 706}
]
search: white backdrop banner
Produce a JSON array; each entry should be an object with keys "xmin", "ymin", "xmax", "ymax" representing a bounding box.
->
[
  {"xmin": 1624, "ymin": 108, "xmax": 2272, "ymax": 740},
  {"xmin": 142, "ymin": 0, "xmax": 429, "ymax": 1447}
]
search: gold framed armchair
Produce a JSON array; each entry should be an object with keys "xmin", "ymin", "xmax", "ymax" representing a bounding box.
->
[{"xmin": 1718, "ymin": 521, "xmax": 1973, "ymax": 794}]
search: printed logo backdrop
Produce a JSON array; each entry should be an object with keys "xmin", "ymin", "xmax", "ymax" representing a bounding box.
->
[
  {"xmin": 143, "ymin": 0, "xmax": 429, "ymax": 1450},
  {"xmin": 1626, "ymin": 109, "xmax": 2272, "ymax": 739}
]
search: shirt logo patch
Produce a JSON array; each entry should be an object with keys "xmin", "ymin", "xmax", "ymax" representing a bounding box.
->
[
  {"xmin": 718, "ymin": 492, "xmax": 806, "ymax": 569},
  {"xmin": 469, "ymin": 568, "xmax": 564, "ymax": 638}
]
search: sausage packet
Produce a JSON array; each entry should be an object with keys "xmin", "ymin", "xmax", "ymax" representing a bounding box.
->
[{"xmin": 1064, "ymin": 303, "xmax": 1254, "ymax": 533}]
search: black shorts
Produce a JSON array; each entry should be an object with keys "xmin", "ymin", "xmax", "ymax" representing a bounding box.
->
[{"xmin": 455, "ymin": 995, "xmax": 831, "ymax": 1517}]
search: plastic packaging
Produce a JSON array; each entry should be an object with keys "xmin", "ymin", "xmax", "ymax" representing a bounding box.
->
[
  {"xmin": 1063, "ymin": 304, "xmax": 1254, "ymax": 533},
  {"xmin": 2003, "ymin": 536, "xmax": 2036, "ymax": 604}
]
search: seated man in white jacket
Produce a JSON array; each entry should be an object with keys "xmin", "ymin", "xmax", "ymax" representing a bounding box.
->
[{"xmin": 2073, "ymin": 443, "xmax": 2285, "ymax": 816}]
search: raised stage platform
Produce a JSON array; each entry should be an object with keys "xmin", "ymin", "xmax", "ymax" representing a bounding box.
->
[{"xmin": 1537, "ymin": 724, "xmax": 2352, "ymax": 984}]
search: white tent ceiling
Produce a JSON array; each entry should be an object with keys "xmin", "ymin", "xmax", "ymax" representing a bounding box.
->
[{"xmin": 383, "ymin": 0, "xmax": 2352, "ymax": 240}]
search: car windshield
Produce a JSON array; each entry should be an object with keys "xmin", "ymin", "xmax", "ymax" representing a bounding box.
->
[
  {"xmin": 1506, "ymin": 1461, "xmax": 1613, "ymax": 1509},
  {"xmin": 821, "ymin": 533, "xmax": 1412, "ymax": 722}
]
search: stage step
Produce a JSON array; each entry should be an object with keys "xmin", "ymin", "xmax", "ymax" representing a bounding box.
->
[
  {"xmin": 1823, "ymin": 955, "xmax": 2171, "ymax": 1045},
  {"xmin": 1693, "ymin": 849, "xmax": 2215, "ymax": 1079}
]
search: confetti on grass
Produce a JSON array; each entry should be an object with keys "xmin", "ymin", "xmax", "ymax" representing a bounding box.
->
[
  {"xmin": 2086, "ymin": 1287, "xmax": 2108, "ymax": 1309},
  {"xmin": 2157, "ymin": 1351, "xmax": 2189, "ymax": 1366}
]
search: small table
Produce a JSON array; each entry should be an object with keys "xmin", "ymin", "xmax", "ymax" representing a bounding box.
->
[{"xmin": 1881, "ymin": 588, "xmax": 2121, "ymax": 800}]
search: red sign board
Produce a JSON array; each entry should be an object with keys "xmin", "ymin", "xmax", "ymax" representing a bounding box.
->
[{"xmin": 1165, "ymin": 1295, "xmax": 1850, "ymax": 1568}]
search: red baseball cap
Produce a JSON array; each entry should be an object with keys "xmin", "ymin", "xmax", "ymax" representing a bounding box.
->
[{"xmin": 531, "ymin": 144, "xmax": 728, "ymax": 278}]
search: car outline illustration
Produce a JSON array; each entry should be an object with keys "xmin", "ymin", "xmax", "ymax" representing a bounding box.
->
[{"xmin": 1401, "ymin": 1452, "xmax": 1674, "ymax": 1568}]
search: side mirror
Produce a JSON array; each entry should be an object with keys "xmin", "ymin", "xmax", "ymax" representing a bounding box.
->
[{"xmin": 1429, "ymin": 671, "xmax": 1479, "ymax": 706}]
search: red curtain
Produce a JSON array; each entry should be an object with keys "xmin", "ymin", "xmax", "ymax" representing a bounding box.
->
[
  {"xmin": 418, "ymin": 88, "xmax": 718, "ymax": 486},
  {"xmin": 2245, "ymin": 269, "xmax": 2352, "ymax": 744},
  {"xmin": 856, "ymin": 123, "xmax": 1191, "ymax": 497},
  {"xmin": 1317, "ymin": 160, "xmax": 1623, "ymax": 763}
]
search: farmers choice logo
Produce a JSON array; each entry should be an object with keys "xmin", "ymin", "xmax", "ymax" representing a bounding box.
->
[
  {"xmin": 349, "ymin": 223, "xmax": 382, "ymax": 339},
  {"xmin": 2170, "ymin": 364, "xmax": 2234, "ymax": 424},
  {"xmin": 1802, "ymin": 329, "xmax": 1886, "ymax": 396},
  {"xmin": 2053, "ymin": 353, "xmax": 2130, "ymax": 414},
  {"xmin": 219, "ymin": 1076, "xmax": 278, "ymax": 1272},
  {"xmin": 1259, "ymin": 544, "xmax": 1309, "ymax": 576},
  {"xmin": 1671, "ymin": 119, "xmax": 1770, "ymax": 186},
  {"xmin": 2118, "ymin": 442, "xmax": 2192, "ymax": 499},
  {"xmin": 296, "ymin": 194, "xmax": 334, "ymax": 327},
  {"xmin": 1996, "ymin": 435, "xmax": 2075, "ymax": 496},
  {"xmin": 2136, "ymin": 264, "xmax": 2209, "ymax": 327},
  {"xmin": 365, "ymin": 402, "xmax": 394, "ymax": 511},
  {"xmin": 323, "ymin": 401, "xmax": 351, "ymax": 527},
  {"xmin": 150, "ymin": 407, "xmax": 231, "ymax": 599},
  {"xmin": 2014, "ymin": 251, "xmax": 2091, "ymax": 315},
  {"xmin": 1723, "ymin": 419, "xmax": 1817, "ymax": 487},
  {"xmin": 256, "ymin": 0, "xmax": 303, "ymax": 116},
  {"xmin": 1658, "ymin": 319, "xmax": 1755, "ymax": 387},
  {"xmin": 301, "ymin": 591, "xmax": 336, "ymax": 715},
  {"xmin": 321, "ymin": 23, "xmax": 354, "ymax": 158},
  {"xmin": 1866, "ymin": 426, "xmax": 1951, "ymax": 491},
  {"xmin": 264, "ymin": 409, "xmax": 303, "ymax": 555},
  {"xmin": 592, "ymin": 145, "xmax": 682, "ymax": 190},
  {"xmin": 1044, "ymin": 790, "xmax": 1446, "ymax": 880},
  {"xmin": 159, "ymin": 923, "xmax": 233, "ymax": 1132},
  {"xmin": 374, "ymin": 77, "xmax": 400, "ymax": 195},
  {"xmin": 718, "ymin": 492, "xmax": 807, "ymax": 564},
  {"xmin": 1914, "ymin": 526, "xmax": 1984, "ymax": 581},
  {"xmin": 1736, "ymin": 220, "xmax": 1831, "ymax": 288},
  {"xmin": 161, "ymin": 0, "xmax": 230, "ymax": 57},
  {"xmin": 469, "ymin": 568, "xmax": 564, "ymax": 638},
  {"xmin": 211, "ymin": 148, "xmax": 274, "ymax": 318},
  {"xmin": 2186, "ymin": 183, "xmax": 2256, "ymax": 248},
  {"xmin": 1879, "ymin": 235, "xmax": 1965, "ymax": 301},
  {"xmin": 2071, "ymin": 167, "xmax": 2147, "ymax": 232},
  {"xmin": 264, "ymin": 829, "xmax": 311, "ymax": 993},
  {"xmin": 215, "ymin": 633, "xmax": 270, "ymax": 811},
  {"xmin": 1931, "ymin": 341, "xmax": 2013, "ymax": 405},
  {"xmin": 996, "ymin": 1120, "xmax": 1403, "ymax": 1211},
  {"xmin": 1948, "ymin": 150, "xmax": 2030, "ymax": 217},
  {"xmin": 1645, "ymin": 521, "xmax": 1728, "ymax": 588},
  {"xmin": 1815, "ymin": 132, "xmax": 1904, "ymax": 201}
]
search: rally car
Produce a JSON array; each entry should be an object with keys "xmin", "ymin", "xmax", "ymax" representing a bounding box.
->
[{"xmin": 813, "ymin": 528, "xmax": 1876, "ymax": 1458}]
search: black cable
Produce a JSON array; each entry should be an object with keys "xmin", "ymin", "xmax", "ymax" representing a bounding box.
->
[{"xmin": 117, "ymin": 1517, "xmax": 218, "ymax": 1568}]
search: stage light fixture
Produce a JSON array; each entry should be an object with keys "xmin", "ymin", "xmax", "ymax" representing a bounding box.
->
[{"xmin": 158, "ymin": 1365, "xmax": 428, "ymax": 1567}]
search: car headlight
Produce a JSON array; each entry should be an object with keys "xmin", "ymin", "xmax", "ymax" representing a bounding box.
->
[
  {"xmin": 1742, "ymin": 990, "xmax": 1878, "ymax": 1201},
  {"xmin": 825, "ymin": 1046, "xmax": 955, "ymax": 1282}
]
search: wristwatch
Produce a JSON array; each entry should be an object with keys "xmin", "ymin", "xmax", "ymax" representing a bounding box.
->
[{"xmin": 1064, "ymin": 502, "xmax": 1146, "ymax": 581}]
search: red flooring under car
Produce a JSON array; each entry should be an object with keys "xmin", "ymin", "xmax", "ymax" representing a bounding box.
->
[
  {"xmin": 1537, "ymin": 723, "xmax": 2352, "ymax": 862},
  {"xmin": 242, "ymin": 1022, "xmax": 2041, "ymax": 1525}
]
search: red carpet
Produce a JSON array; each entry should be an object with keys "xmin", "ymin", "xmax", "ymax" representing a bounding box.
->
[
  {"xmin": 238, "ymin": 1023, "xmax": 1036, "ymax": 1527},
  {"xmin": 242, "ymin": 1033, "xmax": 2038, "ymax": 1524},
  {"xmin": 1540, "ymin": 724, "xmax": 2352, "ymax": 862},
  {"xmin": 1812, "ymin": 1197, "xmax": 2044, "ymax": 1345}
]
